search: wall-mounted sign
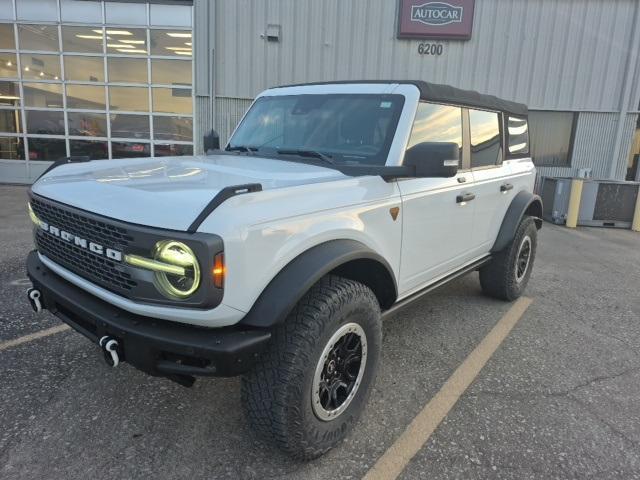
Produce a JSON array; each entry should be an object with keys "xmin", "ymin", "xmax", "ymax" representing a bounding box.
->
[{"xmin": 397, "ymin": 0, "xmax": 475, "ymax": 40}]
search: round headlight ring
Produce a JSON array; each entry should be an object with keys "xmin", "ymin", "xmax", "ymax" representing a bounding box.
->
[{"xmin": 153, "ymin": 240, "xmax": 201, "ymax": 299}]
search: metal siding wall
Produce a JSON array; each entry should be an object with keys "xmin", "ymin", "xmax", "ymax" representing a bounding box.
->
[
  {"xmin": 215, "ymin": 97, "xmax": 254, "ymax": 145},
  {"xmin": 213, "ymin": 0, "xmax": 640, "ymax": 112}
]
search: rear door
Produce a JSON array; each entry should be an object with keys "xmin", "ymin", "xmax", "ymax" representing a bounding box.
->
[
  {"xmin": 397, "ymin": 102, "xmax": 477, "ymax": 295},
  {"xmin": 467, "ymin": 108, "xmax": 514, "ymax": 255}
]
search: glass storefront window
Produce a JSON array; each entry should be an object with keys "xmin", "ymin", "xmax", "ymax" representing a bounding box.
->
[
  {"xmin": 70, "ymin": 139, "xmax": 107, "ymax": 159},
  {"xmin": 61, "ymin": 26, "xmax": 104, "ymax": 54},
  {"xmin": 110, "ymin": 113, "xmax": 149, "ymax": 139},
  {"xmin": 22, "ymin": 82, "xmax": 63, "ymax": 108},
  {"xmin": 0, "ymin": 109, "xmax": 21, "ymax": 133},
  {"xmin": 60, "ymin": 0, "xmax": 102, "ymax": 24},
  {"xmin": 0, "ymin": 23, "xmax": 15, "ymax": 49},
  {"xmin": 0, "ymin": 136, "xmax": 25, "ymax": 160},
  {"xmin": 150, "ymin": 4, "xmax": 192, "ymax": 28},
  {"xmin": 0, "ymin": 53, "xmax": 18, "ymax": 78},
  {"xmin": 105, "ymin": 1, "xmax": 146, "ymax": 26},
  {"xmin": 25, "ymin": 109, "xmax": 64, "ymax": 135},
  {"xmin": 64, "ymin": 56, "xmax": 104, "ymax": 82},
  {"xmin": 66, "ymin": 84, "xmax": 105, "ymax": 110},
  {"xmin": 17, "ymin": 0, "xmax": 58, "ymax": 22},
  {"xmin": 0, "ymin": 80, "xmax": 20, "ymax": 106},
  {"xmin": 153, "ymin": 116, "xmax": 192, "ymax": 141},
  {"xmin": 108, "ymin": 57, "xmax": 147, "ymax": 83},
  {"xmin": 109, "ymin": 86, "xmax": 148, "ymax": 112},
  {"xmin": 149, "ymin": 29, "xmax": 192, "ymax": 57},
  {"xmin": 151, "ymin": 59, "xmax": 191, "ymax": 86},
  {"xmin": 111, "ymin": 141, "xmax": 150, "ymax": 159},
  {"xmin": 18, "ymin": 24, "xmax": 59, "ymax": 52},
  {"xmin": 67, "ymin": 111, "xmax": 107, "ymax": 137},
  {"xmin": 154, "ymin": 143, "xmax": 193, "ymax": 157},
  {"xmin": 105, "ymin": 28, "xmax": 147, "ymax": 56},
  {"xmin": 152, "ymin": 87, "xmax": 191, "ymax": 114},
  {"xmin": 28, "ymin": 137, "xmax": 66, "ymax": 160},
  {"xmin": 20, "ymin": 53, "xmax": 61, "ymax": 80}
]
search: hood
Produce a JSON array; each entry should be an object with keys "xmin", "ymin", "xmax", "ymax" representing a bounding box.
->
[{"xmin": 31, "ymin": 154, "xmax": 346, "ymax": 231}]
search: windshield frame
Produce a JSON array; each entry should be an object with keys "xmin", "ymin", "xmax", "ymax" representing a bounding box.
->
[{"xmin": 227, "ymin": 93, "xmax": 406, "ymax": 167}]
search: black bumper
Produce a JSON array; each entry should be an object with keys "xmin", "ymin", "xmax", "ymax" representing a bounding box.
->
[{"xmin": 27, "ymin": 251, "xmax": 271, "ymax": 378}]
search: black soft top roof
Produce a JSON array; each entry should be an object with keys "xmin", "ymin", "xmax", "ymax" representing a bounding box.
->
[{"xmin": 276, "ymin": 80, "xmax": 528, "ymax": 117}]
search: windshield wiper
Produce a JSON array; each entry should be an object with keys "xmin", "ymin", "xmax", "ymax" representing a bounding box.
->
[
  {"xmin": 226, "ymin": 145, "xmax": 259, "ymax": 154},
  {"xmin": 276, "ymin": 149, "xmax": 334, "ymax": 165}
]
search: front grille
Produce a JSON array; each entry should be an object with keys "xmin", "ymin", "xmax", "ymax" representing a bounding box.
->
[{"xmin": 31, "ymin": 197, "xmax": 137, "ymax": 295}]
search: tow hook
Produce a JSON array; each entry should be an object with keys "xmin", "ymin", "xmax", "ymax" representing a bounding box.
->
[
  {"xmin": 27, "ymin": 287, "xmax": 43, "ymax": 313},
  {"xmin": 99, "ymin": 336, "xmax": 121, "ymax": 367}
]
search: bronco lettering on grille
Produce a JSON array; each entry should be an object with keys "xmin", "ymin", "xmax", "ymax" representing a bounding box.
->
[{"xmin": 39, "ymin": 221, "xmax": 123, "ymax": 262}]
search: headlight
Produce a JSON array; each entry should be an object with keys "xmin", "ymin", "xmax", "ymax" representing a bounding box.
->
[{"xmin": 152, "ymin": 240, "xmax": 201, "ymax": 299}]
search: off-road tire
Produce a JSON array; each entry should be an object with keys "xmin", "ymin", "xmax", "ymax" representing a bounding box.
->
[
  {"xmin": 480, "ymin": 216, "xmax": 537, "ymax": 301},
  {"xmin": 241, "ymin": 275, "xmax": 382, "ymax": 460}
]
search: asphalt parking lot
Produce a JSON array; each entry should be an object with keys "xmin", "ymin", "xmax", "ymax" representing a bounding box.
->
[{"xmin": 1, "ymin": 184, "xmax": 640, "ymax": 480}]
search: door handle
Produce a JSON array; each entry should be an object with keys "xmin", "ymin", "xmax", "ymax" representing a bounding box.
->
[
  {"xmin": 456, "ymin": 192, "xmax": 476, "ymax": 204},
  {"xmin": 500, "ymin": 183, "xmax": 514, "ymax": 193}
]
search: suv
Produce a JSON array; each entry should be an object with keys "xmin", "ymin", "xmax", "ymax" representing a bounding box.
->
[{"xmin": 26, "ymin": 81, "xmax": 541, "ymax": 459}]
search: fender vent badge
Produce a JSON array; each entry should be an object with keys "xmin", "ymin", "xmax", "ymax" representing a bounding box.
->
[{"xmin": 389, "ymin": 207, "xmax": 400, "ymax": 221}]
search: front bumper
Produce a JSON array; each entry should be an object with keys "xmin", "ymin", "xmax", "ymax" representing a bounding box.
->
[{"xmin": 27, "ymin": 251, "xmax": 271, "ymax": 378}]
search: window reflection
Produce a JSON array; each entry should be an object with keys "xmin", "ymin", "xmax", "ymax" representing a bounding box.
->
[
  {"xmin": 111, "ymin": 141, "xmax": 150, "ymax": 158},
  {"xmin": 20, "ymin": 53, "xmax": 61, "ymax": 80},
  {"xmin": 23, "ymin": 82, "xmax": 63, "ymax": 108},
  {"xmin": 105, "ymin": 1, "xmax": 147, "ymax": 26},
  {"xmin": 18, "ymin": 24, "xmax": 59, "ymax": 52},
  {"xmin": 28, "ymin": 137, "xmax": 66, "ymax": 160},
  {"xmin": 153, "ymin": 115, "xmax": 192, "ymax": 141},
  {"xmin": 66, "ymin": 84, "xmax": 105, "ymax": 110},
  {"xmin": 108, "ymin": 57, "xmax": 147, "ymax": 83},
  {"xmin": 64, "ymin": 56, "xmax": 104, "ymax": 82},
  {"xmin": 109, "ymin": 86, "xmax": 149, "ymax": 112},
  {"xmin": 60, "ymin": 0, "xmax": 102, "ymax": 24},
  {"xmin": 0, "ymin": 81, "xmax": 21, "ymax": 106},
  {"xmin": 25, "ymin": 110, "xmax": 64, "ymax": 135},
  {"xmin": 0, "ymin": 109, "xmax": 21, "ymax": 133},
  {"xmin": 0, "ymin": 137, "xmax": 25, "ymax": 160},
  {"xmin": 151, "ymin": 59, "xmax": 191, "ymax": 85},
  {"xmin": 0, "ymin": 24, "xmax": 15, "ymax": 49},
  {"xmin": 110, "ymin": 113, "xmax": 150, "ymax": 139},
  {"xmin": 152, "ymin": 87, "xmax": 191, "ymax": 114},
  {"xmin": 16, "ymin": 0, "xmax": 58, "ymax": 22},
  {"xmin": 150, "ymin": 4, "xmax": 192, "ymax": 27},
  {"xmin": 0, "ymin": 53, "xmax": 18, "ymax": 78},
  {"xmin": 70, "ymin": 139, "xmax": 108, "ymax": 159},
  {"xmin": 68, "ymin": 112, "xmax": 107, "ymax": 137},
  {"xmin": 150, "ymin": 30, "xmax": 192, "ymax": 56},
  {"xmin": 105, "ymin": 28, "xmax": 147, "ymax": 55},
  {"xmin": 62, "ymin": 26, "xmax": 104, "ymax": 54},
  {"xmin": 469, "ymin": 109, "xmax": 501, "ymax": 168},
  {"xmin": 154, "ymin": 143, "xmax": 193, "ymax": 157},
  {"xmin": 407, "ymin": 102, "xmax": 462, "ymax": 167}
]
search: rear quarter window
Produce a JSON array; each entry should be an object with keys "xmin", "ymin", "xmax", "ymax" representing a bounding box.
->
[{"xmin": 506, "ymin": 116, "xmax": 529, "ymax": 156}]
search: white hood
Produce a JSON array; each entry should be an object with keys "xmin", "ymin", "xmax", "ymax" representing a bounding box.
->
[{"xmin": 31, "ymin": 154, "xmax": 345, "ymax": 231}]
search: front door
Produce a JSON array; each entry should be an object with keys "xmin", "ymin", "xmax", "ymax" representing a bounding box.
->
[{"xmin": 397, "ymin": 102, "xmax": 477, "ymax": 296}]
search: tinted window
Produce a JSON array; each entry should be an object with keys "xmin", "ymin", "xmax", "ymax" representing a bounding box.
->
[
  {"xmin": 407, "ymin": 102, "xmax": 462, "ymax": 167},
  {"xmin": 230, "ymin": 94, "xmax": 404, "ymax": 166},
  {"xmin": 507, "ymin": 116, "xmax": 529, "ymax": 155},
  {"xmin": 469, "ymin": 109, "xmax": 501, "ymax": 168}
]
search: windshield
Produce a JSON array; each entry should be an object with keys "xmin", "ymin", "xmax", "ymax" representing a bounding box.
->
[{"xmin": 228, "ymin": 94, "xmax": 405, "ymax": 165}]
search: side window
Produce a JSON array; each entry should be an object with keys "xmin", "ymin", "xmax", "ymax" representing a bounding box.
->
[
  {"xmin": 469, "ymin": 109, "xmax": 501, "ymax": 168},
  {"xmin": 407, "ymin": 102, "xmax": 463, "ymax": 167},
  {"xmin": 507, "ymin": 116, "xmax": 529, "ymax": 156}
]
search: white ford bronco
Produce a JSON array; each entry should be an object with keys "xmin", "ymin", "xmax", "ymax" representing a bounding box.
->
[{"xmin": 26, "ymin": 81, "xmax": 541, "ymax": 459}]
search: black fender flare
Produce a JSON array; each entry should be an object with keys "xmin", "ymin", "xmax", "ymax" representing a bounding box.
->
[
  {"xmin": 239, "ymin": 239, "xmax": 397, "ymax": 328},
  {"xmin": 491, "ymin": 191, "xmax": 543, "ymax": 253}
]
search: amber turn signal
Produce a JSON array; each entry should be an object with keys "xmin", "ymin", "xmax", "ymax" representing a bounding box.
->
[{"xmin": 213, "ymin": 253, "xmax": 225, "ymax": 288}]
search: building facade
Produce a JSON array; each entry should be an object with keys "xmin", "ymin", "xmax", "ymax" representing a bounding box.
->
[{"xmin": 2, "ymin": 0, "xmax": 640, "ymax": 184}]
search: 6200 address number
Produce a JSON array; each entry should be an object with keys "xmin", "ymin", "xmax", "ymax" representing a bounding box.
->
[{"xmin": 418, "ymin": 43, "xmax": 444, "ymax": 55}]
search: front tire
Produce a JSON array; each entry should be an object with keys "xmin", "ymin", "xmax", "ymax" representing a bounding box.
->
[
  {"xmin": 480, "ymin": 216, "xmax": 538, "ymax": 301},
  {"xmin": 241, "ymin": 275, "xmax": 382, "ymax": 460}
]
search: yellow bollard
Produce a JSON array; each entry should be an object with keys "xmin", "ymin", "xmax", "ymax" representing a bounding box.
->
[
  {"xmin": 566, "ymin": 179, "xmax": 583, "ymax": 228},
  {"xmin": 632, "ymin": 186, "xmax": 640, "ymax": 232}
]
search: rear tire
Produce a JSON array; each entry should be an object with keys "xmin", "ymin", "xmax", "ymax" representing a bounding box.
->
[
  {"xmin": 480, "ymin": 216, "xmax": 537, "ymax": 301},
  {"xmin": 241, "ymin": 275, "xmax": 382, "ymax": 460}
]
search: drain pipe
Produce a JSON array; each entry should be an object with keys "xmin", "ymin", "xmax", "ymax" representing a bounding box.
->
[{"xmin": 609, "ymin": 2, "xmax": 640, "ymax": 179}]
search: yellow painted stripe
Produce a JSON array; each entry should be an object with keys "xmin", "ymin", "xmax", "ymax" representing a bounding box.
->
[
  {"xmin": 0, "ymin": 324, "xmax": 71, "ymax": 352},
  {"xmin": 363, "ymin": 297, "xmax": 533, "ymax": 480}
]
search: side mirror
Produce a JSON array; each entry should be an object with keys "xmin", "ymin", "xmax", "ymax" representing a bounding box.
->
[
  {"xmin": 203, "ymin": 129, "xmax": 220, "ymax": 152},
  {"xmin": 403, "ymin": 142, "xmax": 459, "ymax": 178}
]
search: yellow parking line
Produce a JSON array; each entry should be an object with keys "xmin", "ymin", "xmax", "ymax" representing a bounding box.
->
[
  {"xmin": 363, "ymin": 297, "xmax": 533, "ymax": 480},
  {"xmin": 0, "ymin": 324, "xmax": 70, "ymax": 352}
]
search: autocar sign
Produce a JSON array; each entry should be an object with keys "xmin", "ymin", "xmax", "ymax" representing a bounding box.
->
[{"xmin": 397, "ymin": 0, "xmax": 475, "ymax": 40}]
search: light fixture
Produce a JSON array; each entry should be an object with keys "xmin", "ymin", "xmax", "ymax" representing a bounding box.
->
[
  {"xmin": 39, "ymin": 71, "xmax": 44, "ymax": 76},
  {"xmin": 166, "ymin": 32, "xmax": 192, "ymax": 38},
  {"xmin": 24, "ymin": 66, "xmax": 29, "ymax": 71},
  {"xmin": 119, "ymin": 39, "xmax": 145, "ymax": 44},
  {"xmin": 76, "ymin": 34, "xmax": 104, "ymax": 39},
  {"xmin": 0, "ymin": 95, "xmax": 20, "ymax": 100},
  {"xmin": 116, "ymin": 49, "xmax": 147, "ymax": 53},
  {"xmin": 107, "ymin": 43, "xmax": 133, "ymax": 48},
  {"xmin": 6, "ymin": 61, "xmax": 12, "ymax": 66},
  {"xmin": 96, "ymin": 29, "xmax": 133, "ymax": 36},
  {"xmin": 165, "ymin": 47, "xmax": 192, "ymax": 51},
  {"xmin": 54, "ymin": 76, "xmax": 58, "ymax": 80},
  {"xmin": 184, "ymin": 42, "xmax": 192, "ymax": 46},
  {"xmin": 174, "ymin": 51, "xmax": 192, "ymax": 56}
]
